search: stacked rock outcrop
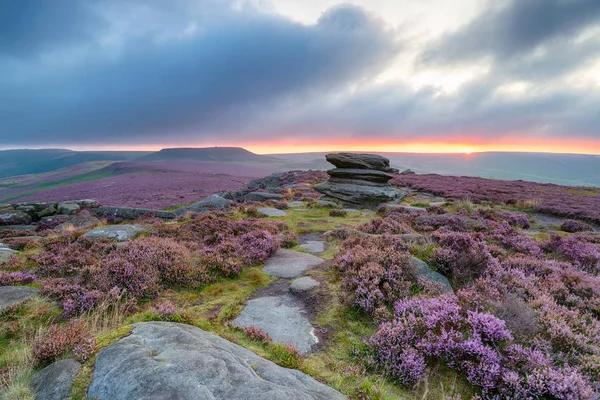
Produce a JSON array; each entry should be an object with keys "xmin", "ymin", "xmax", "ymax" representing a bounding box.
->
[{"xmin": 313, "ymin": 153, "xmax": 405, "ymax": 206}]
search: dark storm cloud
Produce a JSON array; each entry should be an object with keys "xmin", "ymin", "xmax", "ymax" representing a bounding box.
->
[
  {"xmin": 0, "ymin": 2, "xmax": 398, "ymax": 146},
  {"xmin": 422, "ymin": 0, "xmax": 600, "ymax": 64}
]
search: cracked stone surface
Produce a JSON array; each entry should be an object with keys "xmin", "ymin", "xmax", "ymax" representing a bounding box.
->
[
  {"xmin": 233, "ymin": 295, "xmax": 318, "ymax": 354},
  {"xmin": 262, "ymin": 249, "xmax": 323, "ymax": 279},
  {"xmin": 82, "ymin": 224, "xmax": 148, "ymax": 241},
  {"xmin": 299, "ymin": 241, "xmax": 324, "ymax": 254}
]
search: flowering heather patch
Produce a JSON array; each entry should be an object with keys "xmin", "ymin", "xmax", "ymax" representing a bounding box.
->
[
  {"xmin": 543, "ymin": 234, "xmax": 600, "ymax": 271},
  {"xmin": 279, "ymin": 231, "xmax": 298, "ymax": 248},
  {"xmin": 334, "ymin": 234, "xmax": 416, "ymax": 314},
  {"xmin": 73, "ymin": 337, "xmax": 97, "ymax": 362},
  {"xmin": 31, "ymin": 319, "xmax": 91, "ymax": 366},
  {"xmin": 279, "ymin": 170, "xmax": 328, "ymax": 186},
  {"xmin": 243, "ymin": 326, "xmax": 273, "ymax": 343},
  {"xmin": 560, "ymin": 219, "xmax": 593, "ymax": 233},
  {"xmin": 391, "ymin": 174, "xmax": 600, "ymax": 223},
  {"xmin": 358, "ymin": 213, "xmax": 413, "ymax": 235},
  {"xmin": 0, "ymin": 271, "xmax": 37, "ymax": 285}
]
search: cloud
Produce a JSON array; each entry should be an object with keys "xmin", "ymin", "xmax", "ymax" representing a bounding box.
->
[{"xmin": 0, "ymin": 2, "xmax": 399, "ymax": 146}]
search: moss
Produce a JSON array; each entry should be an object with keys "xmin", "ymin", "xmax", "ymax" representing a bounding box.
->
[{"xmin": 69, "ymin": 361, "xmax": 95, "ymax": 400}]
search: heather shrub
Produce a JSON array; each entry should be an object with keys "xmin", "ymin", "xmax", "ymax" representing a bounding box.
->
[
  {"xmin": 73, "ymin": 337, "xmax": 97, "ymax": 362},
  {"xmin": 270, "ymin": 343, "xmax": 302, "ymax": 369},
  {"xmin": 148, "ymin": 301, "xmax": 191, "ymax": 323},
  {"xmin": 32, "ymin": 319, "xmax": 90, "ymax": 366},
  {"xmin": 543, "ymin": 234, "xmax": 600, "ymax": 271},
  {"xmin": 235, "ymin": 229, "xmax": 279, "ymax": 266},
  {"xmin": 358, "ymin": 214, "xmax": 413, "ymax": 235},
  {"xmin": 329, "ymin": 209, "xmax": 347, "ymax": 217},
  {"xmin": 426, "ymin": 205, "xmax": 446, "ymax": 215},
  {"xmin": 0, "ymin": 271, "xmax": 37, "ymax": 286},
  {"xmin": 243, "ymin": 326, "xmax": 272, "ymax": 343},
  {"xmin": 560, "ymin": 219, "xmax": 593, "ymax": 233},
  {"xmin": 279, "ymin": 231, "xmax": 298, "ymax": 248},
  {"xmin": 274, "ymin": 201, "xmax": 289, "ymax": 210},
  {"xmin": 429, "ymin": 231, "xmax": 493, "ymax": 285},
  {"xmin": 334, "ymin": 234, "xmax": 416, "ymax": 314}
]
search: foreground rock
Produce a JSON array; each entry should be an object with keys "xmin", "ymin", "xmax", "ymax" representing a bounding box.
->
[
  {"xmin": 88, "ymin": 322, "xmax": 344, "ymax": 400},
  {"xmin": 244, "ymin": 192, "xmax": 285, "ymax": 202},
  {"xmin": 0, "ymin": 286, "xmax": 37, "ymax": 310},
  {"xmin": 299, "ymin": 241, "xmax": 324, "ymax": 253},
  {"xmin": 82, "ymin": 225, "xmax": 148, "ymax": 241},
  {"xmin": 262, "ymin": 249, "xmax": 323, "ymax": 279},
  {"xmin": 290, "ymin": 277, "xmax": 320, "ymax": 293},
  {"xmin": 314, "ymin": 153, "xmax": 405, "ymax": 207},
  {"xmin": 233, "ymin": 295, "xmax": 318, "ymax": 354},
  {"xmin": 257, "ymin": 207, "xmax": 287, "ymax": 217},
  {"xmin": 94, "ymin": 206, "xmax": 176, "ymax": 220},
  {"xmin": 0, "ymin": 247, "xmax": 19, "ymax": 261},
  {"xmin": 56, "ymin": 215, "xmax": 100, "ymax": 231},
  {"xmin": 30, "ymin": 359, "xmax": 80, "ymax": 400},
  {"xmin": 0, "ymin": 210, "xmax": 32, "ymax": 226}
]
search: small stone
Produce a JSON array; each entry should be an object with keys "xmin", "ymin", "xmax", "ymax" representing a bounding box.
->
[
  {"xmin": 176, "ymin": 194, "xmax": 233, "ymax": 216},
  {"xmin": 287, "ymin": 201, "xmax": 304, "ymax": 208},
  {"xmin": 257, "ymin": 207, "xmax": 286, "ymax": 217},
  {"xmin": 299, "ymin": 240, "xmax": 324, "ymax": 253},
  {"xmin": 315, "ymin": 200, "xmax": 338, "ymax": 207},
  {"xmin": 82, "ymin": 224, "xmax": 148, "ymax": 241},
  {"xmin": 411, "ymin": 257, "xmax": 453, "ymax": 293},
  {"xmin": 263, "ymin": 249, "xmax": 323, "ymax": 278},
  {"xmin": 395, "ymin": 233, "xmax": 429, "ymax": 245},
  {"xmin": 57, "ymin": 202, "xmax": 80, "ymax": 215},
  {"xmin": 290, "ymin": 277, "xmax": 320, "ymax": 293},
  {"xmin": 243, "ymin": 192, "xmax": 285, "ymax": 202},
  {"xmin": 31, "ymin": 359, "xmax": 81, "ymax": 400},
  {"xmin": 0, "ymin": 286, "xmax": 38, "ymax": 310}
]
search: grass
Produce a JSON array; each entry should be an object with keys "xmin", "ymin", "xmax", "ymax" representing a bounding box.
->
[{"xmin": 281, "ymin": 207, "xmax": 373, "ymax": 234}]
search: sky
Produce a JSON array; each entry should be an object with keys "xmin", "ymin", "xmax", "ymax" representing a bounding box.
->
[{"xmin": 1, "ymin": 0, "xmax": 599, "ymax": 154}]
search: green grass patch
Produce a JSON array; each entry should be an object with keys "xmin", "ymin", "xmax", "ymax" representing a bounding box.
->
[{"xmin": 282, "ymin": 208, "xmax": 373, "ymax": 234}]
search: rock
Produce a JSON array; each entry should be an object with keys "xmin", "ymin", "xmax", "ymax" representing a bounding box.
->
[
  {"xmin": 39, "ymin": 215, "xmax": 72, "ymax": 227},
  {"xmin": 243, "ymin": 192, "xmax": 285, "ymax": 202},
  {"xmin": 82, "ymin": 225, "xmax": 148, "ymax": 241},
  {"xmin": 95, "ymin": 206, "xmax": 176, "ymax": 220},
  {"xmin": 287, "ymin": 201, "xmax": 305, "ymax": 208},
  {"xmin": 0, "ymin": 210, "xmax": 32, "ymax": 226},
  {"xmin": 30, "ymin": 359, "xmax": 81, "ymax": 400},
  {"xmin": 343, "ymin": 208, "xmax": 360, "ymax": 213},
  {"xmin": 0, "ymin": 286, "xmax": 38, "ymax": 310},
  {"xmin": 315, "ymin": 200, "xmax": 338, "ymax": 207},
  {"xmin": 411, "ymin": 257, "xmax": 453, "ymax": 293},
  {"xmin": 248, "ymin": 172, "xmax": 285, "ymax": 190},
  {"xmin": 326, "ymin": 153, "xmax": 391, "ymax": 171},
  {"xmin": 263, "ymin": 249, "xmax": 323, "ymax": 279},
  {"xmin": 299, "ymin": 241, "xmax": 324, "ymax": 253},
  {"xmin": 57, "ymin": 202, "xmax": 81, "ymax": 215},
  {"xmin": 327, "ymin": 168, "xmax": 393, "ymax": 184},
  {"xmin": 429, "ymin": 201, "xmax": 447, "ymax": 207},
  {"xmin": 290, "ymin": 277, "xmax": 320, "ymax": 293},
  {"xmin": 88, "ymin": 322, "xmax": 344, "ymax": 400},
  {"xmin": 414, "ymin": 214, "xmax": 484, "ymax": 231},
  {"xmin": 395, "ymin": 233, "xmax": 429, "ymax": 245},
  {"xmin": 233, "ymin": 295, "xmax": 318, "ymax": 354},
  {"xmin": 313, "ymin": 182, "xmax": 405, "ymax": 206},
  {"xmin": 257, "ymin": 207, "xmax": 286, "ymax": 217},
  {"xmin": 0, "ymin": 248, "xmax": 19, "ymax": 261},
  {"xmin": 387, "ymin": 205, "xmax": 427, "ymax": 214},
  {"xmin": 0, "ymin": 224, "xmax": 37, "ymax": 232},
  {"xmin": 72, "ymin": 199, "xmax": 100, "ymax": 209},
  {"xmin": 36, "ymin": 205, "xmax": 57, "ymax": 219},
  {"xmin": 56, "ymin": 215, "xmax": 101, "ymax": 231},
  {"xmin": 175, "ymin": 194, "xmax": 233, "ymax": 216},
  {"xmin": 400, "ymin": 169, "xmax": 416, "ymax": 175}
]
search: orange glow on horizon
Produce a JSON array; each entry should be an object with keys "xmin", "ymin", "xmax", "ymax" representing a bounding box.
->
[{"xmin": 37, "ymin": 137, "xmax": 600, "ymax": 156}]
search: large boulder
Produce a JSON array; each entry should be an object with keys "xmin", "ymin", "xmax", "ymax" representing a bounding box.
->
[
  {"xmin": 57, "ymin": 202, "xmax": 81, "ymax": 215},
  {"xmin": 326, "ymin": 153, "xmax": 394, "ymax": 171},
  {"xmin": 30, "ymin": 359, "xmax": 81, "ymax": 400},
  {"xmin": 0, "ymin": 210, "xmax": 32, "ymax": 226},
  {"xmin": 82, "ymin": 225, "xmax": 148, "ymax": 241},
  {"xmin": 0, "ymin": 286, "xmax": 38, "ymax": 310},
  {"xmin": 56, "ymin": 215, "xmax": 101, "ymax": 231},
  {"xmin": 88, "ymin": 322, "xmax": 345, "ymax": 400},
  {"xmin": 175, "ymin": 194, "xmax": 233, "ymax": 216},
  {"xmin": 95, "ymin": 206, "xmax": 176, "ymax": 220},
  {"xmin": 313, "ymin": 182, "xmax": 405, "ymax": 206},
  {"xmin": 326, "ymin": 168, "xmax": 393, "ymax": 184}
]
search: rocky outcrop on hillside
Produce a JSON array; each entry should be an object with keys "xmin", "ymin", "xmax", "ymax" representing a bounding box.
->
[
  {"xmin": 88, "ymin": 322, "xmax": 345, "ymax": 400},
  {"xmin": 313, "ymin": 153, "xmax": 405, "ymax": 206}
]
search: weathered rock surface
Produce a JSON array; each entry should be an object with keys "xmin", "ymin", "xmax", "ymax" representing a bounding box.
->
[
  {"xmin": 0, "ymin": 286, "xmax": 37, "ymax": 310},
  {"xmin": 30, "ymin": 359, "xmax": 80, "ymax": 400},
  {"xmin": 82, "ymin": 225, "xmax": 148, "ymax": 241},
  {"xmin": 315, "ymin": 200, "xmax": 337, "ymax": 207},
  {"xmin": 0, "ymin": 210, "xmax": 32, "ymax": 226},
  {"xmin": 395, "ymin": 233, "xmax": 429, "ymax": 245},
  {"xmin": 287, "ymin": 201, "xmax": 305, "ymax": 208},
  {"xmin": 290, "ymin": 277, "xmax": 320, "ymax": 293},
  {"xmin": 400, "ymin": 169, "xmax": 415, "ymax": 175},
  {"xmin": 327, "ymin": 168, "xmax": 393, "ymax": 184},
  {"xmin": 56, "ymin": 215, "xmax": 100, "ymax": 231},
  {"xmin": 326, "ymin": 153, "xmax": 395, "ymax": 172},
  {"xmin": 263, "ymin": 249, "xmax": 323, "ymax": 279},
  {"xmin": 0, "ymin": 248, "xmax": 19, "ymax": 261},
  {"xmin": 233, "ymin": 295, "xmax": 318, "ymax": 354},
  {"xmin": 175, "ymin": 194, "xmax": 233, "ymax": 216},
  {"xmin": 299, "ymin": 241, "xmax": 324, "ymax": 253},
  {"xmin": 39, "ymin": 215, "xmax": 72, "ymax": 227},
  {"xmin": 0, "ymin": 224, "xmax": 37, "ymax": 232},
  {"xmin": 244, "ymin": 192, "xmax": 285, "ymax": 202},
  {"xmin": 314, "ymin": 153, "xmax": 405, "ymax": 207},
  {"xmin": 88, "ymin": 322, "xmax": 344, "ymax": 400},
  {"xmin": 314, "ymin": 182, "xmax": 405, "ymax": 206},
  {"xmin": 95, "ymin": 206, "xmax": 176, "ymax": 220},
  {"xmin": 57, "ymin": 202, "xmax": 81, "ymax": 215},
  {"xmin": 411, "ymin": 257, "xmax": 453, "ymax": 293},
  {"xmin": 257, "ymin": 207, "xmax": 287, "ymax": 217}
]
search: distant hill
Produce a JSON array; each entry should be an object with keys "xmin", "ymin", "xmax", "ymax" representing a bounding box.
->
[
  {"xmin": 138, "ymin": 147, "xmax": 282, "ymax": 163},
  {"xmin": 271, "ymin": 151, "xmax": 600, "ymax": 187},
  {"xmin": 0, "ymin": 149, "xmax": 148, "ymax": 179}
]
